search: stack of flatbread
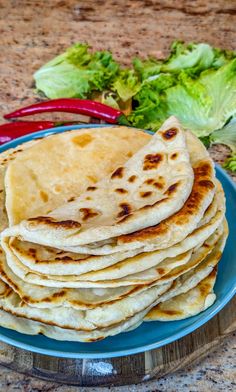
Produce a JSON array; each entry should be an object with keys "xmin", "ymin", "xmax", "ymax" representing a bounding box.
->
[{"xmin": 0, "ymin": 117, "xmax": 228, "ymax": 342}]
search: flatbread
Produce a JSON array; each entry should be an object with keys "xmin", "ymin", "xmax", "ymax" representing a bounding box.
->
[
  {"xmin": 145, "ymin": 220, "xmax": 228, "ymax": 320},
  {"xmin": 145, "ymin": 268, "xmax": 217, "ymax": 321},
  {"xmin": 5, "ymin": 126, "xmax": 151, "ymax": 225},
  {"xmin": 30, "ymin": 130, "xmax": 215, "ymax": 255},
  {"xmin": 8, "ymin": 181, "xmax": 220, "ymax": 278},
  {"xmin": 2, "ymin": 221, "xmax": 223, "ymax": 289},
  {"xmin": 3, "ymin": 117, "xmax": 194, "ymax": 248},
  {"xmin": 0, "ymin": 226, "xmax": 227, "ymax": 342}
]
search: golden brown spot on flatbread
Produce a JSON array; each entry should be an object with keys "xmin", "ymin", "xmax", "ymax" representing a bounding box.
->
[
  {"xmin": 153, "ymin": 181, "xmax": 164, "ymax": 190},
  {"xmin": 87, "ymin": 337, "xmax": 104, "ymax": 342},
  {"xmin": 79, "ymin": 208, "xmax": 99, "ymax": 221},
  {"xmin": 170, "ymin": 152, "xmax": 178, "ymax": 160},
  {"xmin": 87, "ymin": 186, "xmax": 97, "ymax": 191},
  {"xmin": 28, "ymin": 216, "xmax": 81, "ymax": 229},
  {"xmin": 156, "ymin": 267, "xmax": 165, "ymax": 275},
  {"xmin": 0, "ymin": 190, "xmax": 3, "ymax": 193},
  {"xmin": 28, "ymin": 248, "xmax": 36, "ymax": 256},
  {"xmin": 143, "ymin": 153, "xmax": 163, "ymax": 170},
  {"xmin": 72, "ymin": 134, "xmax": 93, "ymax": 147},
  {"xmin": 145, "ymin": 179, "xmax": 154, "ymax": 185},
  {"xmin": 198, "ymin": 180, "xmax": 214, "ymax": 190},
  {"xmin": 162, "ymin": 128, "xmax": 178, "ymax": 140},
  {"xmin": 117, "ymin": 203, "xmax": 132, "ymax": 218},
  {"xmin": 40, "ymin": 190, "xmax": 49, "ymax": 203},
  {"xmin": 160, "ymin": 309, "xmax": 183, "ymax": 316},
  {"xmin": 111, "ymin": 167, "xmax": 124, "ymax": 179},
  {"xmin": 127, "ymin": 152, "xmax": 133, "ymax": 158},
  {"xmin": 145, "ymin": 178, "xmax": 165, "ymax": 189},
  {"xmin": 86, "ymin": 175, "xmax": 97, "ymax": 183},
  {"xmin": 86, "ymin": 196, "xmax": 92, "ymax": 200},
  {"xmin": 115, "ymin": 188, "xmax": 128, "ymax": 194},
  {"xmin": 164, "ymin": 182, "xmax": 179, "ymax": 196},
  {"xmin": 55, "ymin": 256, "xmax": 73, "ymax": 261},
  {"xmin": 140, "ymin": 191, "xmax": 153, "ymax": 198},
  {"xmin": 128, "ymin": 175, "xmax": 137, "ymax": 183},
  {"xmin": 199, "ymin": 281, "xmax": 211, "ymax": 296},
  {"xmin": 67, "ymin": 196, "xmax": 75, "ymax": 202}
]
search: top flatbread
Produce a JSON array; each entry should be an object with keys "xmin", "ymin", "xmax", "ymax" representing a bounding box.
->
[
  {"xmin": 5, "ymin": 126, "xmax": 151, "ymax": 225},
  {"xmin": 3, "ymin": 117, "xmax": 194, "ymax": 247}
]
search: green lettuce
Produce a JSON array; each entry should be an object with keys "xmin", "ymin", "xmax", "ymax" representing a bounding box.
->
[
  {"xmin": 127, "ymin": 74, "xmax": 173, "ymax": 129},
  {"xmin": 34, "ymin": 43, "xmax": 119, "ymax": 98},
  {"xmin": 223, "ymin": 154, "xmax": 236, "ymax": 172},
  {"xmin": 161, "ymin": 41, "xmax": 215, "ymax": 75},
  {"xmin": 210, "ymin": 120, "xmax": 236, "ymax": 153},
  {"xmin": 164, "ymin": 59, "xmax": 236, "ymax": 136},
  {"xmin": 133, "ymin": 58, "xmax": 162, "ymax": 81},
  {"xmin": 111, "ymin": 69, "xmax": 141, "ymax": 102}
]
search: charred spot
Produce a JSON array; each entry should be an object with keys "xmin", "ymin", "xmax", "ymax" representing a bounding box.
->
[
  {"xmin": 198, "ymin": 180, "xmax": 214, "ymax": 189},
  {"xmin": 170, "ymin": 152, "xmax": 178, "ymax": 160},
  {"xmin": 28, "ymin": 248, "xmax": 36, "ymax": 256},
  {"xmin": 67, "ymin": 196, "xmax": 75, "ymax": 202},
  {"xmin": 117, "ymin": 203, "xmax": 132, "ymax": 218},
  {"xmin": 143, "ymin": 153, "xmax": 163, "ymax": 170},
  {"xmin": 153, "ymin": 181, "xmax": 164, "ymax": 190},
  {"xmin": 115, "ymin": 188, "xmax": 128, "ymax": 194},
  {"xmin": 111, "ymin": 167, "xmax": 124, "ymax": 179},
  {"xmin": 140, "ymin": 191, "xmax": 152, "ymax": 198},
  {"xmin": 79, "ymin": 208, "xmax": 99, "ymax": 221},
  {"xmin": 145, "ymin": 179, "xmax": 154, "ymax": 185},
  {"xmin": 0, "ymin": 190, "xmax": 3, "ymax": 193},
  {"xmin": 28, "ymin": 216, "xmax": 81, "ymax": 229},
  {"xmin": 128, "ymin": 175, "xmax": 137, "ymax": 183},
  {"xmin": 162, "ymin": 127, "xmax": 178, "ymax": 140},
  {"xmin": 194, "ymin": 162, "xmax": 212, "ymax": 178},
  {"xmin": 164, "ymin": 182, "xmax": 179, "ymax": 196},
  {"xmin": 87, "ymin": 186, "xmax": 97, "ymax": 191},
  {"xmin": 156, "ymin": 267, "xmax": 165, "ymax": 275},
  {"xmin": 55, "ymin": 256, "xmax": 73, "ymax": 261}
]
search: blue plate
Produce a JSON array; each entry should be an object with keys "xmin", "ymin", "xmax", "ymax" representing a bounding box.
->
[{"xmin": 0, "ymin": 124, "xmax": 235, "ymax": 359}]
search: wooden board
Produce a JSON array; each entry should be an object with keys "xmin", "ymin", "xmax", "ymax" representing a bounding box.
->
[{"xmin": 0, "ymin": 0, "xmax": 235, "ymax": 387}]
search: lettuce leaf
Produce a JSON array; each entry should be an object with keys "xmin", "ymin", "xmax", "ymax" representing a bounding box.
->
[
  {"xmin": 161, "ymin": 41, "xmax": 215, "ymax": 75},
  {"xmin": 111, "ymin": 69, "xmax": 141, "ymax": 102},
  {"xmin": 210, "ymin": 120, "xmax": 236, "ymax": 152},
  {"xmin": 127, "ymin": 74, "xmax": 173, "ymax": 129},
  {"xmin": 164, "ymin": 59, "xmax": 236, "ymax": 136},
  {"xmin": 223, "ymin": 154, "xmax": 236, "ymax": 172},
  {"xmin": 34, "ymin": 43, "xmax": 119, "ymax": 98},
  {"xmin": 133, "ymin": 58, "xmax": 162, "ymax": 81}
]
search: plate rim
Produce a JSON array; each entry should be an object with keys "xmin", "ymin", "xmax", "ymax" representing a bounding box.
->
[{"xmin": 0, "ymin": 124, "xmax": 235, "ymax": 359}]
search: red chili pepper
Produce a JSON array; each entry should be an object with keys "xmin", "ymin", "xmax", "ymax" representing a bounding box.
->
[
  {"xmin": 0, "ymin": 121, "xmax": 56, "ymax": 145},
  {"xmin": 4, "ymin": 99, "xmax": 129, "ymax": 125}
]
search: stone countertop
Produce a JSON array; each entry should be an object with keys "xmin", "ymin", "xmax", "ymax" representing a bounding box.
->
[{"xmin": 0, "ymin": 1, "xmax": 235, "ymax": 390}]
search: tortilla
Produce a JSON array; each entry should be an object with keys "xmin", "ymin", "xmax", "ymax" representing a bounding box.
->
[
  {"xmin": 145, "ymin": 268, "xmax": 217, "ymax": 321},
  {"xmin": 3, "ymin": 117, "xmax": 194, "ymax": 248},
  {"xmin": 5, "ymin": 126, "xmax": 151, "ymax": 225}
]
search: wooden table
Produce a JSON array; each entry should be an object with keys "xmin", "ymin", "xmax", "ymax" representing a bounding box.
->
[{"xmin": 0, "ymin": 0, "xmax": 235, "ymax": 388}]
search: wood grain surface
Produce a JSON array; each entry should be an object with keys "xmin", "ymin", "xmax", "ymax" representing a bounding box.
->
[{"xmin": 0, "ymin": 0, "xmax": 235, "ymax": 387}]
